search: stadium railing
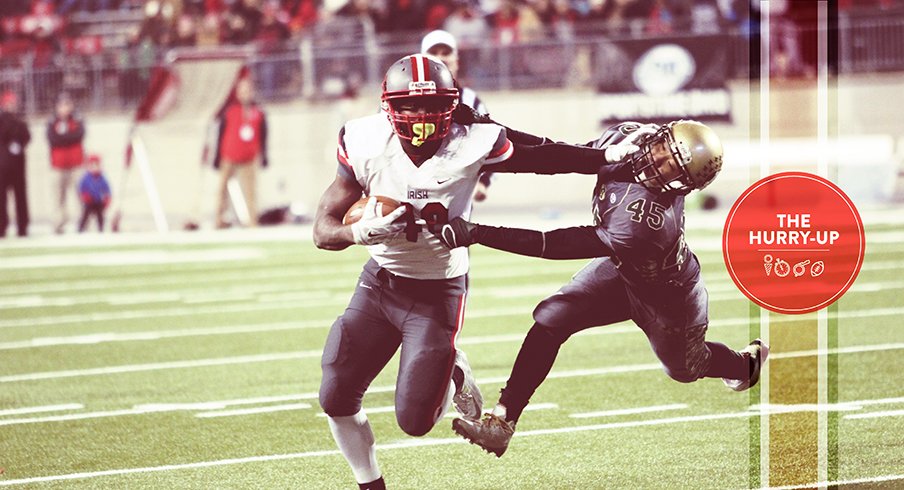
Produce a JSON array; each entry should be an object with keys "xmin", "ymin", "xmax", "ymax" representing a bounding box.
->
[{"xmin": 2, "ymin": 10, "xmax": 903, "ymax": 116}]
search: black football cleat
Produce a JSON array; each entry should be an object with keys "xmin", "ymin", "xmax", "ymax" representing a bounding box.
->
[
  {"xmin": 723, "ymin": 339, "xmax": 769, "ymax": 392},
  {"xmin": 452, "ymin": 413, "xmax": 515, "ymax": 457}
]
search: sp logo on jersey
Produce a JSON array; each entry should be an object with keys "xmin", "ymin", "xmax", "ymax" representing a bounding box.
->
[{"xmin": 411, "ymin": 123, "xmax": 436, "ymax": 147}]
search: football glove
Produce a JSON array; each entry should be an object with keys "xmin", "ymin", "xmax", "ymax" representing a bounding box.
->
[
  {"xmin": 435, "ymin": 217, "xmax": 478, "ymax": 249},
  {"xmin": 625, "ymin": 123, "xmax": 661, "ymax": 144},
  {"xmin": 603, "ymin": 143, "xmax": 641, "ymax": 164},
  {"xmin": 603, "ymin": 123, "xmax": 659, "ymax": 164},
  {"xmin": 350, "ymin": 197, "xmax": 408, "ymax": 245}
]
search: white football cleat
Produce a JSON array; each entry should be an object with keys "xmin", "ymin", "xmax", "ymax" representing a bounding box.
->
[
  {"xmin": 451, "ymin": 350, "xmax": 483, "ymax": 421},
  {"xmin": 723, "ymin": 339, "xmax": 769, "ymax": 392}
]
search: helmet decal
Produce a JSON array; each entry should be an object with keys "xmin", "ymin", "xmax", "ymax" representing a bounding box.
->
[
  {"xmin": 409, "ymin": 80, "xmax": 437, "ymax": 92},
  {"xmin": 411, "ymin": 123, "xmax": 436, "ymax": 147},
  {"xmin": 410, "ymin": 54, "xmax": 431, "ymax": 83}
]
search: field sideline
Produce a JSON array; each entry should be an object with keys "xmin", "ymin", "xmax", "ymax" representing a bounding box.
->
[{"xmin": 1, "ymin": 215, "xmax": 903, "ymax": 489}]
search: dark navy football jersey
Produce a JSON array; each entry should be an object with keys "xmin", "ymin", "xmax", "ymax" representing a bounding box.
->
[{"xmin": 588, "ymin": 123, "xmax": 699, "ymax": 286}]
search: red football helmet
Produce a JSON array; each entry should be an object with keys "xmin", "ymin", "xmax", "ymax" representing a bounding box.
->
[{"xmin": 381, "ymin": 54, "xmax": 459, "ymax": 146}]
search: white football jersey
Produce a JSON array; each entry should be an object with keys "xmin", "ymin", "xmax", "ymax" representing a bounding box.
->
[{"xmin": 338, "ymin": 113, "xmax": 513, "ymax": 279}]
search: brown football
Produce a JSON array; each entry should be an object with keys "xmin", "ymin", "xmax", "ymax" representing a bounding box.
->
[{"xmin": 342, "ymin": 195, "xmax": 403, "ymax": 225}]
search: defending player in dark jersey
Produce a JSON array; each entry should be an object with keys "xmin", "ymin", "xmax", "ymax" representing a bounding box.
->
[{"xmin": 434, "ymin": 120, "xmax": 769, "ymax": 458}]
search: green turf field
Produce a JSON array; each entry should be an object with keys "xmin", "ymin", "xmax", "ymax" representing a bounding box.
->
[{"xmin": 1, "ymin": 223, "xmax": 902, "ymax": 489}]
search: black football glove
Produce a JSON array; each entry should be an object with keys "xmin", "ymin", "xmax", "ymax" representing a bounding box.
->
[
  {"xmin": 452, "ymin": 104, "xmax": 495, "ymax": 125},
  {"xmin": 435, "ymin": 217, "xmax": 478, "ymax": 249}
]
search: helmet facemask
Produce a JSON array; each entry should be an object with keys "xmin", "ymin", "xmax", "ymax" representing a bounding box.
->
[
  {"xmin": 632, "ymin": 121, "xmax": 724, "ymax": 194},
  {"xmin": 381, "ymin": 93, "xmax": 458, "ymax": 147},
  {"xmin": 630, "ymin": 124, "xmax": 698, "ymax": 194}
]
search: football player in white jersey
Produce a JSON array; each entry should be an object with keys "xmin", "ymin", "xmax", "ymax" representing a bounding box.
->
[{"xmin": 313, "ymin": 53, "xmax": 637, "ymax": 490}]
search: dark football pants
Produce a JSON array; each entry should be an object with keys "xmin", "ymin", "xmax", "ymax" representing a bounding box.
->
[
  {"xmin": 500, "ymin": 257, "xmax": 743, "ymax": 421},
  {"xmin": 78, "ymin": 202, "xmax": 105, "ymax": 232},
  {"xmin": 319, "ymin": 259, "xmax": 467, "ymax": 437},
  {"xmin": 0, "ymin": 159, "xmax": 29, "ymax": 237}
]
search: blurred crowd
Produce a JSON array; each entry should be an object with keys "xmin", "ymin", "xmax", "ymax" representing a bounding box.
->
[
  {"xmin": 3, "ymin": 0, "xmax": 902, "ymax": 62},
  {"xmin": 1, "ymin": 0, "xmax": 903, "ymax": 113}
]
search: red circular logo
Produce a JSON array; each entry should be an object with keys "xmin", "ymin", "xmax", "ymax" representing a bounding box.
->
[{"xmin": 722, "ymin": 172, "xmax": 865, "ymax": 314}]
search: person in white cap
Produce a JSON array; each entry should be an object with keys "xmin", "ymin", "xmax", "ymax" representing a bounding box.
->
[{"xmin": 421, "ymin": 29, "xmax": 496, "ymax": 201}]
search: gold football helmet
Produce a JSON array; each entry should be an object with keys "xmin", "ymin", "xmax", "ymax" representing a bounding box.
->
[{"xmin": 631, "ymin": 120, "xmax": 724, "ymax": 194}]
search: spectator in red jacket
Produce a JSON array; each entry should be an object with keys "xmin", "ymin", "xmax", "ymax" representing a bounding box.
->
[
  {"xmin": 77, "ymin": 154, "xmax": 111, "ymax": 232},
  {"xmin": 46, "ymin": 92, "xmax": 85, "ymax": 234},
  {"xmin": 213, "ymin": 76, "xmax": 269, "ymax": 228}
]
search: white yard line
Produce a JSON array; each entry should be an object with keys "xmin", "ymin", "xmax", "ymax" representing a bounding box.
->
[
  {"xmin": 3, "ymin": 277, "xmax": 904, "ymax": 330},
  {"xmin": 0, "ymin": 321, "xmax": 319, "ymax": 350},
  {"xmin": 569, "ymin": 403, "xmax": 688, "ymax": 419},
  {"xmin": 0, "ymin": 350, "xmax": 322, "ymax": 383},
  {"xmin": 0, "ymin": 403, "xmax": 83, "ymax": 417},
  {"xmin": 4, "ymin": 296, "xmax": 904, "ymax": 351},
  {"xmin": 0, "ymin": 255, "xmax": 567, "ymax": 298},
  {"xmin": 0, "ymin": 266, "xmax": 353, "ymax": 296},
  {"xmin": 0, "ymin": 408, "xmax": 764, "ymax": 486},
  {"xmin": 0, "ymin": 301, "xmax": 345, "ymax": 330},
  {"xmin": 313, "ymin": 402, "xmax": 559, "ymax": 419},
  {"xmin": 0, "ymin": 412, "xmax": 904, "ymax": 490},
  {"xmin": 446, "ymin": 402, "xmax": 559, "ymax": 418},
  {"xmin": 851, "ymin": 396, "xmax": 904, "ymax": 406},
  {"xmin": 0, "ymin": 248, "xmax": 265, "ymax": 270},
  {"xmin": 844, "ymin": 409, "xmax": 904, "ymax": 420},
  {"xmin": 2, "ymin": 254, "xmax": 898, "ymax": 299},
  {"xmin": 766, "ymin": 474, "xmax": 904, "ymax": 490},
  {"xmin": 0, "ymin": 407, "xmax": 190, "ymax": 427},
  {"xmin": 3, "ymin": 348, "xmax": 902, "ymax": 428},
  {"xmin": 3, "ymin": 325, "xmax": 904, "ymax": 384},
  {"xmin": 749, "ymin": 403, "xmax": 862, "ymax": 413},
  {"xmin": 769, "ymin": 342, "xmax": 904, "ymax": 360},
  {"xmin": 6, "ymin": 270, "xmax": 903, "ymax": 313},
  {"xmin": 194, "ymin": 403, "xmax": 313, "ymax": 418}
]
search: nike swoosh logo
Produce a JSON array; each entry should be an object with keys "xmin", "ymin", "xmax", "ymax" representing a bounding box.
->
[
  {"xmin": 367, "ymin": 231, "xmax": 378, "ymax": 237},
  {"xmin": 437, "ymin": 178, "xmax": 451, "ymax": 184},
  {"xmin": 359, "ymin": 282, "xmax": 372, "ymax": 290}
]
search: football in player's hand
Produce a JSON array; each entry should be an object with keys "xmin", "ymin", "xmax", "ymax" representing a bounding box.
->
[{"xmin": 342, "ymin": 196, "xmax": 403, "ymax": 225}]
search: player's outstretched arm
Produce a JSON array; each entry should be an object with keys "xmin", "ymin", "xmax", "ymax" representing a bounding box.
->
[
  {"xmin": 492, "ymin": 139, "xmax": 642, "ymax": 176},
  {"xmin": 436, "ymin": 217, "xmax": 613, "ymax": 260},
  {"xmin": 312, "ymin": 174, "xmax": 363, "ymax": 251}
]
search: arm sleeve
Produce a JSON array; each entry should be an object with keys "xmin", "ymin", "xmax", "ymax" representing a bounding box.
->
[
  {"xmin": 487, "ymin": 140, "xmax": 607, "ymax": 175},
  {"xmin": 503, "ymin": 126, "xmax": 554, "ymax": 146},
  {"xmin": 472, "ymin": 224, "xmax": 614, "ymax": 260}
]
